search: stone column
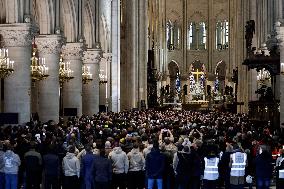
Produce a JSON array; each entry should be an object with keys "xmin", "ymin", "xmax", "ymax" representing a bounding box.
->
[
  {"xmin": 35, "ymin": 35, "xmax": 63, "ymax": 122},
  {"xmin": 82, "ymin": 48, "xmax": 101, "ymax": 115},
  {"xmin": 62, "ymin": 43, "xmax": 84, "ymax": 117},
  {"xmin": 126, "ymin": 0, "xmax": 137, "ymax": 109},
  {"xmin": 111, "ymin": 0, "xmax": 121, "ymax": 112},
  {"xmin": 99, "ymin": 53, "xmax": 112, "ymax": 111},
  {"xmin": 0, "ymin": 23, "xmax": 37, "ymax": 124},
  {"xmin": 180, "ymin": 74, "xmax": 188, "ymax": 103},
  {"xmin": 276, "ymin": 23, "xmax": 284, "ymax": 127},
  {"xmin": 138, "ymin": 0, "xmax": 148, "ymax": 109}
]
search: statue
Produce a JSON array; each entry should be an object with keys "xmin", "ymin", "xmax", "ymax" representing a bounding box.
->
[
  {"xmin": 165, "ymin": 85, "xmax": 170, "ymax": 95},
  {"xmin": 245, "ymin": 20, "xmax": 255, "ymax": 52}
]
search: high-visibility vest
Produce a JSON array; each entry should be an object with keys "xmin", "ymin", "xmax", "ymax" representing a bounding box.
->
[
  {"xmin": 203, "ymin": 157, "xmax": 219, "ymax": 180},
  {"xmin": 278, "ymin": 157, "xmax": 284, "ymax": 179},
  {"xmin": 230, "ymin": 152, "xmax": 246, "ymax": 177}
]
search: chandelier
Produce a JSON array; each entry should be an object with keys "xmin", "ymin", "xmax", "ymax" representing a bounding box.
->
[
  {"xmin": 257, "ymin": 69, "xmax": 270, "ymax": 82},
  {"xmin": 0, "ymin": 48, "xmax": 14, "ymax": 78},
  {"xmin": 82, "ymin": 65, "xmax": 93, "ymax": 84},
  {"xmin": 99, "ymin": 70, "xmax": 107, "ymax": 84},
  {"xmin": 59, "ymin": 55, "xmax": 74, "ymax": 85},
  {"xmin": 31, "ymin": 45, "xmax": 49, "ymax": 81}
]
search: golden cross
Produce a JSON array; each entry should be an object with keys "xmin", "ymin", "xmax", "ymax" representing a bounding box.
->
[{"xmin": 191, "ymin": 69, "xmax": 204, "ymax": 81}]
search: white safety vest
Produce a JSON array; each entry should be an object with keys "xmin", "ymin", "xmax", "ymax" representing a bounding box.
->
[
  {"xmin": 230, "ymin": 152, "xmax": 246, "ymax": 177},
  {"xmin": 278, "ymin": 157, "xmax": 284, "ymax": 179},
  {"xmin": 203, "ymin": 157, "xmax": 219, "ymax": 180}
]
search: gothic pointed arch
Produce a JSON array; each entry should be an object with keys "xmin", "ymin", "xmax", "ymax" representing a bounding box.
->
[
  {"xmin": 32, "ymin": 0, "xmax": 55, "ymax": 34},
  {"xmin": 83, "ymin": 0, "xmax": 95, "ymax": 48},
  {"xmin": 62, "ymin": 0, "xmax": 77, "ymax": 42},
  {"xmin": 100, "ymin": 14, "xmax": 110, "ymax": 52},
  {"xmin": 215, "ymin": 61, "xmax": 226, "ymax": 80},
  {"xmin": 0, "ymin": 0, "xmax": 6, "ymax": 24}
]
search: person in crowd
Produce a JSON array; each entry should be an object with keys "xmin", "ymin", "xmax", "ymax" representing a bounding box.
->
[
  {"xmin": 174, "ymin": 145, "xmax": 193, "ymax": 189},
  {"xmin": 254, "ymin": 145, "xmax": 273, "ymax": 189},
  {"xmin": 127, "ymin": 143, "xmax": 145, "ymax": 189},
  {"xmin": 105, "ymin": 141, "xmax": 113, "ymax": 157},
  {"xmin": 0, "ymin": 109, "xmax": 283, "ymax": 189},
  {"xmin": 160, "ymin": 143, "xmax": 175, "ymax": 189},
  {"xmin": 244, "ymin": 149, "xmax": 253, "ymax": 189},
  {"xmin": 62, "ymin": 145, "xmax": 80, "ymax": 189},
  {"xmin": 203, "ymin": 148, "xmax": 219, "ymax": 189},
  {"xmin": 3, "ymin": 143, "xmax": 21, "ymax": 189},
  {"xmin": 145, "ymin": 140, "xmax": 165, "ymax": 189},
  {"xmin": 143, "ymin": 139, "xmax": 153, "ymax": 158},
  {"xmin": 43, "ymin": 144, "xmax": 60, "ymax": 189},
  {"xmin": 24, "ymin": 141, "xmax": 42, "ymax": 189},
  {"xmin": 219, "ymin": 143, "xmax": 233, "ymax": 189},
  {"xmin": 189, "ymin": 145, "xmax": 202, "ymax": 189},
  {"xmin": 229, "ymin": 144, "xmax": 247, "ymax": 189},
  {"xmin": 80, "ymin": 144, "xmax": 96, "ymax": 189},
  {"xmin": 0, "ymin": 142, "xmax": 5, "ymax": 189},
  {"xmin": 276, "ymin": 149, "xmax": 284, "ymax": 189},
  {"xmin": 108, "ymin": 143, "xmax": 129, "ymax": 189},
  {"xmin": 92, "ymin": 148, "xmax": 112, "ymax": 189},
  {"xmin": 77, "ymin": 142, "xmax": 99, "ymax": 160}
]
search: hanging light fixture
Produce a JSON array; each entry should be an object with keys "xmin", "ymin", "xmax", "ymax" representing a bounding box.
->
[
  {"xmin": 31, "ymin": 40, "xmax": 49, "ymax": 81},
  {"xmin": 59, "ymin": 54, "xmax": 74, "ymax": 85},
  {"xmin": 281, "ymin": 63, "xmax": 284, "ymax": 75},
  {"xmin": 99, "ymin": 69, "xmax": 107, "ymax": 84},
  {"xmin": 0, "ymin": 48, "xmax": 14, "ymax": 78},
  {"xmin": 256, "ymin": 68, "xmax": 271, "ymax": 82},
  {"xmin": 82, "ymin": 65, "xmax": 93, "ymax": 84}
]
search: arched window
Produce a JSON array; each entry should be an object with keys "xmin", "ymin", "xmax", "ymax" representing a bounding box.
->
[
  {"xmin": 166, "ymin": 20, "xmax": 181, "ymax": 50},
  {"xmin": 188, "ymin": 22, "xmax": 207, "ymax": 50},
  {"xmin": 216, "ymin": 20, "xmax": 229, "ymax": 50}
]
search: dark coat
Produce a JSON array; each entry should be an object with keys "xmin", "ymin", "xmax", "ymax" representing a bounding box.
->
[
  {"xmin": 43, "ymin": 153, "xmax": 60, "ymax": 176},
  {"xmin": 92, "ymin": 155, "xmax": 112, "ymax": 182},
  {"xmin": 145, "ymin": 148, "xmax": 165, "ymax": 179},
  {"xmin": 254, "ymin": 152, "xmax": 273, "ymax": 179},
  {"xmin": 81, "ymin": 152, "xmax": 96, "ymax": 178}
]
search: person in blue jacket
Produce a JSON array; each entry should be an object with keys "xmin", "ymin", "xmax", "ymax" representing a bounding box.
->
[
  {"xmin": 145, "ymin": 140, "xmax": 165, "ymax": 189},
  {"xmin": 80, "ymin": 144, "xmax": 96, "ymax": 189}
]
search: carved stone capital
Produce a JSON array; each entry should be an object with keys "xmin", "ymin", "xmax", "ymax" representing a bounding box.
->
[
  {"xmin": 83, "ymin": 48, "xmax": 102, "ymax": 64},
  {"xmin": 0, "ymin": 23, "xmax": 38, "ymax": 47},
  {"xmin": 62, "ymin": 42, "xmax": 86, "ymax": 60},
  {"xmin": 102, "ymin": 53, "xmax": 112, "ymax": 62},
  {"xmin": 35, "ymin": 35, "xmax": 65, "ymax": 54}
]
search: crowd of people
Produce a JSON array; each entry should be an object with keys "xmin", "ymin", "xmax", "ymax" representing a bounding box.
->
[{"xmin": 0, "ymin": 109, "xmax": 284, "ymax": 189}]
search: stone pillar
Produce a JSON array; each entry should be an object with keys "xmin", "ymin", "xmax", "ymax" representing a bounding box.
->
[
  {"xmin": 0, "ymin": 23, "xmax": 37, "ymax": 124},
  {"xmin": 180, "ymin": 74, "xmax": 188, "ymax": 103},
  {"xmin": 111, "ymin": 0, "xmax": 121, "ymax": 112},
  {"xmin": 138, "ymin": 0, "xmax": 148, "ymax": 109},
  {"xmin": 62, "ymin": 43, "xmax": 84, "ymax": 117},
  {"xmin": 276, "ymin": 24, "xmax": 284, "ymax": 127},
  {"xmin": 99, "ymin": 53, "xmax": 112, "ymax": 111},
  {"xmin": 126, "ymin": 0, "xmax": 137, "ymax": 109},
  {"xmin": 35, "ymin": 35, "xmax": 63, "ymax": 122},
  {"xmin": 82, "ymin": 48, "xmax": 101, "ymax": 115}
]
